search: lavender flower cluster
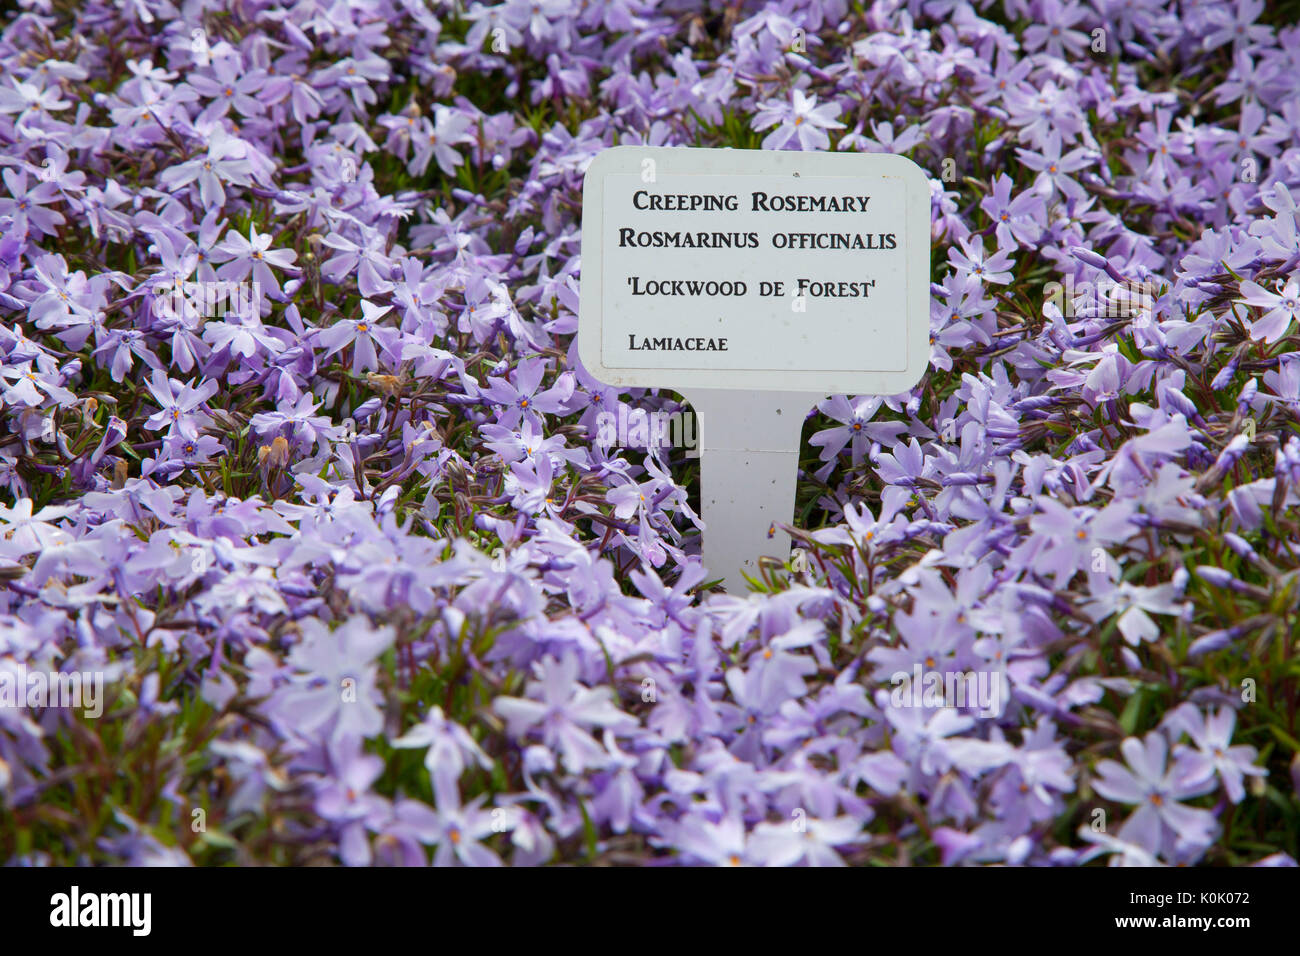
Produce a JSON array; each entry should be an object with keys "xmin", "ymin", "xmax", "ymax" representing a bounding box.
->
[{"xmin": 1, "ymin": 0, "xmax": 1298, "ymax": 867}]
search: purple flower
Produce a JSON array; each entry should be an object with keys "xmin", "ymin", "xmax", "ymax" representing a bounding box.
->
[
  {"xmin": 2, "ymin": 0, "xmax": 1296, "ymax": 870},
  {"xmin": 0, "ymin": 167, "xmax": 66, "ymax": 239},
  {"xmin": 1237, "ymin": 277, "xmax": 1300, "ymax": 343},
  {"xmin": 315, "ymin": 735, "xmax": 388, "ymax": 867},
  {"xmin": 186, "ymin": 54, "xmax": 269, "ymax": 121},
  {"xmin": 1082, "ymin": 580, "xmax": 1185, "ymax": 646},
  {"xmin": 408, "ymin": 106, "xmax": 475, "ymax": 177},
  {"xmin": 663, "ymin": 812, "xmax": 762, "ymax": 866},
  {"xmin": 749, "ymin": 814, "xmax": 863, "ymax": 867},
  {"xmin": 752, "ymin": 89, "xmax": 845, "ymax": 150},
  {"xmin": 317, "ymin": 301, "xmax": 398, "ymax": 375},
  {"xmin": 1092, "ymin": 732, "xmax": 1220, "ymax": 858},
  {"xmin": 143, "ymin": 369, "xmax": 217, "ymax": 439},
  {"xmin": 808, "ymin": 395, "xmax": 908, "ymax": 472},
  {"xmin": 1163, "ymin": 704, "xmax": 1266, "ymax": 804},
  {"xmin": 319, "ymin": 230, "xmax": 395, "ymax": 298},
  {"xmin": 492, "ymin": 653, "xmax": 636, "ymax": 773},
  {"xmin": 1016, "ymin": 132, "xmax": 1093, "ymax": 201},
  {"xmin": 158, "ymin": 126, "xmax": 255, "ymax": 209},
  {"xmin": 478, "ymin": 358, "xmax": 575, "ymax": 428},
  {"xmin": 212, "ymin": 225, "xmax": 297, "ymax": 297},
  {"xmin": 392, "ymin": 706, "xmax": 491, "ymax": 795},
  {"xmin": 265, "ymin": 616, "xmax": 395, "ymax": 744},
  {"xmin": 947, "ymin": 236, "xmax": 1015, "ymax": 287},
  {"xmin": 980, "ymin": 174, "xmax": 1045, "ymax": 248},
  {"xmin": 426, "ymin": 780, "xmax": 502, "ymax": 868},
  {"xmin": 0, "ymin": 498, "xmax": 70, "ymax": 553}
]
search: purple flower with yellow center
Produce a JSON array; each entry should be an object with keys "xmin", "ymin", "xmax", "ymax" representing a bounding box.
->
[
  {"xmin": 0, "ymin": 498, "xmax": 71, "ymax": 553},
  {"xmin": 392, "ymin": 705, "xmax": 492, "ymax": 796},
  {"xmin": 314, "ymin": 735, "xmax": 388, "ymax": 867},
  {"xmin": 750, "ymin": 814, "xmax": 863, "ymax": 867},
  {"xmin": 979, "ymin": 173, "xmax": 1045, "ymax": 248},
  {"xmin": 492, "ymin": 652, "xmax": 637, "ymax": 773},
  {"xmin": 1092, "ymin": 732, "xmax": 1220, "ymax": 857},
  {"xmin": 408, "ymin": 106, "xmax": 474, "ymax": 177},
  {"xmin": 186, "ymin": 54, "xmax": 268, "ymax": 120},
  {"xmin": 264, "ymin": 616, "xmax": 395, "ymax": 744},
  {"xmin": 427, "ymin": 776, "xmax": 502, "ymax": 868},
  {"xmin": 0, "ymin": 167, "xmax": 66, "ymax": 239},
  {"xmin": 948, "ymin": 235, "xmax": 1016, "ymax": 287},
  {"xmin": 1163, "ymin": 704, "xmax": 1266, "ymax": 804},
  {"xmin": 752, "ymin": 89, "xmax": 845, "ymax": 151},
  {"xmin": 808, "ymin": 395, "xmax": 908, "ymax": 472},
  {"xmin": 663, "ymin": 812, "xmax": 762, "ymax": 867},
  {"xmin": 317, "ymin": 300, "xmax": 397, "ymax": 375},
  {"xmin": 1016, "ymin": 132, "xmax": 1093, "ymax": 202},
  {"xmin": 0, "ymin": 361, "xmax": 76, "ymax": 407},
  {"xmin": 1237, "ymin": 277, "xmax": 1300, "ymax": 343},
  {"xmin": 158, "ymin": 125, "xmax": 255, "ymax": 209},
  {"xmin": 143, "ymin": 368, "xmax": 217, "ymax": 440},
  {"xmin": 478, "ymin": 358, "xmax": 575, "ymax": 428},
  {"xmin": 212, "ymin": 224, "xmax": 297, "ymax": 297}
]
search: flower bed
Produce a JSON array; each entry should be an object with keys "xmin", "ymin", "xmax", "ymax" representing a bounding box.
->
[{"xmin": 1, "ymin": 0, "xmax": 1298, "ymax": 866}]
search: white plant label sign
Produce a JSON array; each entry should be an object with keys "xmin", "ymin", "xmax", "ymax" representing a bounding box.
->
[{"xmin": 580, "ymin": 146, "xmax": 931, "ymax": 590}]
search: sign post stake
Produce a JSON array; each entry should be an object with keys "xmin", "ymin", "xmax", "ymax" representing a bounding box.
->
[
  {"xmin": 579, "ymin": 146, "xmax": 930, "ymax": 593},
  {"xmin": 684, "ymin": 388, "xmax": 815, "ymax": 593}
]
